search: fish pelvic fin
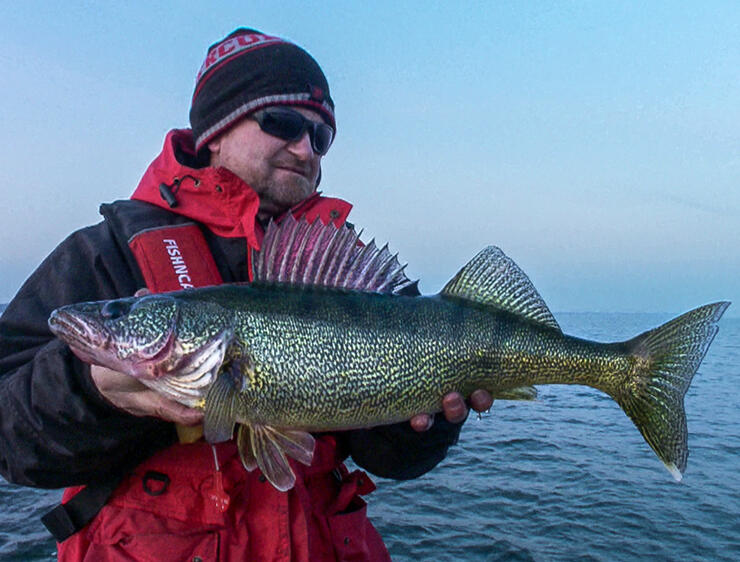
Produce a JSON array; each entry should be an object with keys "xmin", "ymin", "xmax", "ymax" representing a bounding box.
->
[
  {"xmin": 237, "ymin": 424, "xmax": 315, "ymax": 491},
  {"xmin": 440, "ymin": 246, "xmax": 560, "ymax": 331},
  {"xmin": 236, "ymin": 425, "xmax": 258, "ymax": 471},
  {"xmin": 252, "ymin": 214, "xmax": 416, "ymax": 294},
  {"xmin": 615, "ymin": 301, "xmax": 730, "ymax": 480}
]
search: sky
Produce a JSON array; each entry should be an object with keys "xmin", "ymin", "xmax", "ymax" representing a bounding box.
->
[{"xmin": 1, "ymin": 1, "xmax": 738, "ymax": 318}]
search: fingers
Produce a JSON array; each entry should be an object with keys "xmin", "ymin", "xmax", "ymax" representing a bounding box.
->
[
  {"xmin": 134, "ymin": 288, "xmax": 151, "ymax": 297},
  {"xmin": 410, "ymin": 389, "xmax": 495, "ymax": 432},
  {"xmin": 90, "ymin": 365, "xmax": 203, "ymax": 425},
  {"xmin": 410, "ymin": 413, "xmax": 434, "ymax": 432},
  {"xmin": 149, "ymin": 396, "xmax": 204, "ymax": 426},
  {"xmin": 90, "ymin": 365, "xmax": 145, "ymax": 393},
  {"xmin": 469, "ymin": 389, "xmax": 494, "ymax": 413},
  {"xmin": 409, "ymin": 392, "xmax": 467, "ymax": 432}
]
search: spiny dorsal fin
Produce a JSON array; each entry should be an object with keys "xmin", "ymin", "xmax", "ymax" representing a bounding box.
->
[
  {"xmin": 441, "ymin": 246, "xmax": 560, "ymax": 331},
  {"xmin": 253, "ymin": 215, "xmax": 415, "ymax": 294}
]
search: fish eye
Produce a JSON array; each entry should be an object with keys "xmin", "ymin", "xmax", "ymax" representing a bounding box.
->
[{"xmin": 101, "ymin": 300, "xmax": 132, "ymax": 320}]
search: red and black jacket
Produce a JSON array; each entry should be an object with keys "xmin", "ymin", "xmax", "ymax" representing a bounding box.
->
[
  {"xmin": 0, "ymin": 128, "xmax": 461, "ymax": 487},
  {"xmin": 0, "ymin": 130, "xmax": 462, "ymax": 557}
]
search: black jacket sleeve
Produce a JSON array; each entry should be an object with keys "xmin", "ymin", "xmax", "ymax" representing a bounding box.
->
[
  {"xmin": 345, "ymin": 415, "xmax": 463, "ymax": 480},
  {"xmin": 0, "ymin": 222, "xmax": 175, "ymax": 488}
]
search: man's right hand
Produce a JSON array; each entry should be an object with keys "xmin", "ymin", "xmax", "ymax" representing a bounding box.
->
[{"xmin": 90, "ymin": 365, "xmax": 203, "ymax": 426}]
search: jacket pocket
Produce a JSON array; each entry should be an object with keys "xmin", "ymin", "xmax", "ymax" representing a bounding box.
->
[
  {"xmin": 82, "ymin": 503, "xmax": 222, "ymax": 562},
  {"xmin": 327, "ymin": 499, "xmax": 391, "ymax": 562}
]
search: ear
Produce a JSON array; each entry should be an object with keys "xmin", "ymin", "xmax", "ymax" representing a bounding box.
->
[{"xmin": 207, "ymin": 136, "xmax": 222, "ymax": 155}]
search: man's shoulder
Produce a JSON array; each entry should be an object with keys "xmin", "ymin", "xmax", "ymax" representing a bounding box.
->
[{"xmin": 99, "ymin": 199, "xmax": 197, "ymax": 241}]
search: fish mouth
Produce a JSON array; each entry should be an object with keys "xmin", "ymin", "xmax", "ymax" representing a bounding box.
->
[
  {"xmin": 49, "ymin": 308, "xmax": 110, "ymax": 365},
  {"xmin": 48, "ymin": 306, "xmax": 178, "ymax": 377}
]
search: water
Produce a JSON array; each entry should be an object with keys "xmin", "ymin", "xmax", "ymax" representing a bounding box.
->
[{"xmin": 1, "ymin": 310, "xmax": 738, "ymax": 561}]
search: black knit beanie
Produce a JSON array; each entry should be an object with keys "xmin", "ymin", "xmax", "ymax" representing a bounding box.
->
[{"xmin": 190, "ymin": 28, "xmax": 335, "ymax": 152}]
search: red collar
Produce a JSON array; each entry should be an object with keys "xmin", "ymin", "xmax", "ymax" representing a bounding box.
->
[{"xmin": 131, "ymin": 129, "xmax": 352, "ymax": 250}]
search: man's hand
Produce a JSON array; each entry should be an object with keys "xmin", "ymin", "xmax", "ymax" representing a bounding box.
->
[
  {"xmin": 90, "ymin": 366, "xmax": 203, "ymax": 426},
  {"xmin": 410, "ymin": 389, "xmax": 493, "ymax": 432}
]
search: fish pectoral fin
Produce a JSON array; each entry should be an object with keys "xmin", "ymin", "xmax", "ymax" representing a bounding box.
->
[
  {"xmin": 247, "ymin": 424, "xmax": 316, "ymax": 491},
  {"xmin": 203, "ymin": 369, "xmax": 237, "ymax": 443},
  {"xmin": 490, "ymin": 385, "xmax": 538, "ymax": 401}
]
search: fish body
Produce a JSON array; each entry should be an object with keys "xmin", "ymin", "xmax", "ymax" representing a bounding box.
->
[
  {"xmin": 48, "ymin": 217, "xmax": 729, "ymax": 490},
  {"xmin": 167, "ymin": 284, "xmax": 626, "ymax": 430}
]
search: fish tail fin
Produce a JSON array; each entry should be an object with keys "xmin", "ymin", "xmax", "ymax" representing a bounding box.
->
[{"xmin": 614, "ymin": 301, "xmax": 729, "ymax": 481}]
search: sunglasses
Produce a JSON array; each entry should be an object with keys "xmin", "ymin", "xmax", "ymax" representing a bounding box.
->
[{"xmin": 251, "ymin": 107, "xmax": 334, "ymax": 155}]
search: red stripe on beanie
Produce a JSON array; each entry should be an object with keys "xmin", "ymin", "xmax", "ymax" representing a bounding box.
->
[{"xmin": 194, "ymin": 33, "xmax": 287, "ymax": 99}]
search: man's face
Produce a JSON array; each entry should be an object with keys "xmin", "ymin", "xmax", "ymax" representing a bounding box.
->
[{"xmin": 208, "ymin": 107, "xmax": 325, "ymax": 220}]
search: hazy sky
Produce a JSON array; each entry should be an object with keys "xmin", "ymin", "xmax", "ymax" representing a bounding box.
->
[{"xmin": 1, "ymin": 1, "xmax": 738, "ymax": 318}]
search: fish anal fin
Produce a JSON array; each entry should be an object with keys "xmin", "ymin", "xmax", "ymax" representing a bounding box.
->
[
  {"xmin": 441, "ymin": 246, "xmax": 560, "ymax": 331},
  {"xmin": 491, "ymin": 385, "xmax": 538, "ymax": 401}
]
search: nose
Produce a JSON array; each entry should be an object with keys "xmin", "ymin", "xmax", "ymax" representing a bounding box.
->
[{"xmin": 286, "ymin": 131, "xmax": 316, "ymax": 160}]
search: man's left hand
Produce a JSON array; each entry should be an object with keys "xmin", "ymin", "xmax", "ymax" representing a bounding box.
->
[{"xmin": 410, "ymin": 389, "xmax": 493, "ymax": 432}]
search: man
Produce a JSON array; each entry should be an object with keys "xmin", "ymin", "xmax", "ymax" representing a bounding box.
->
[{"xmin": 0, "ymin": 28, "xmax": 492, "ymax": 560}]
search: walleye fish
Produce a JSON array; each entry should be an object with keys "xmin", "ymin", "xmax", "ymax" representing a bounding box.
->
[{"xmin": 48, "ymin": 216, "xmax": 729, "ymax": 491}]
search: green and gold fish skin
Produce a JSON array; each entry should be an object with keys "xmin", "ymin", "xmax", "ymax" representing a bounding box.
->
[
  {"xmin": 50, "ymin": 281, "xmax": 728, "ymax": 489},
  {"xmin": 203, "ymin": 286, "xmax": 614, "ymax": 430},
  {"xmin": 48, "ymin": 219, "xmax": 729, "ymax": 491}
]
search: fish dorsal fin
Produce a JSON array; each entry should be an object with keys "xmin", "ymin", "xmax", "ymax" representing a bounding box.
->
[
  {"xmin": 253, "ymin": 215, "xmax": 415, "ymax": 294},
  {"xmin": 440, "ymin": 246, "xmax": 560, "ymax": 331}
]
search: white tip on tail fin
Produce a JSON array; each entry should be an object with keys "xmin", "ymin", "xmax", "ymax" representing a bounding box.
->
[{"xmin": 666, "ymin": 463, "xmax": 683, "ymax": 482}]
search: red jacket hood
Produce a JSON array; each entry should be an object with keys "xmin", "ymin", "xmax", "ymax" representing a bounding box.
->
[{"xmin": 131, "ymin": 129, "xmax": 352, "ymax": 249}]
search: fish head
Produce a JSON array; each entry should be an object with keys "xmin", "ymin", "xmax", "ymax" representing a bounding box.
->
[{"xmin": 48, "ymin": 293, "xmax": 232, "ymax": 381}]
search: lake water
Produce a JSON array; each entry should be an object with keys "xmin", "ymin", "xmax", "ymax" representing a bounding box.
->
[{"xmin": 1, "ymin": 309, "xmax": 738, "ymax": 561}]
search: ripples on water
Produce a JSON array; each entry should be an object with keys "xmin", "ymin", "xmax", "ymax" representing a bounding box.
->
[{"xmin": 1, "ymin": 311, "xmax": 738, "ymax": 561}]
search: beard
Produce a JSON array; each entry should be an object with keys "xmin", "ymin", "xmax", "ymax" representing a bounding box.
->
[{"xmin": 254, "ymin": 165, "xmax": 317, "ymax": 219}]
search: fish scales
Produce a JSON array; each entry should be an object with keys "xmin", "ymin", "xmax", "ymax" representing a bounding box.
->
[
  {"xmin": 48, "ymin": 217, "xmax": 729, "ymax": 490},
  {"xmin": 174, "ymin": 285, "xmax": 641, "ymax": 431}
]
